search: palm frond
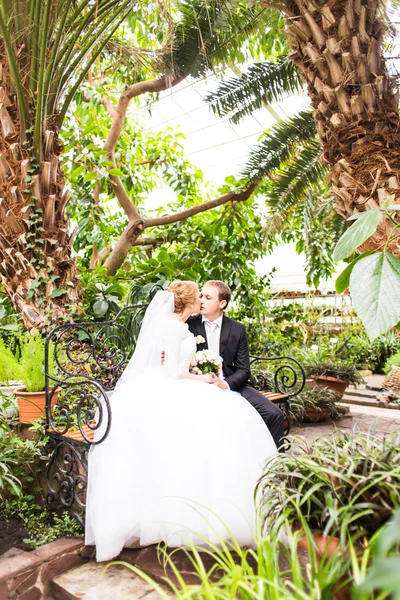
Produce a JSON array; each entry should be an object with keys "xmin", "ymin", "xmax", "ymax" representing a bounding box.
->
[
  {"xmin": 160, "ymin": 1, "xmax": 273, "ymax": 79},
  {"xmin": 205, "ymin": 59, "xmax": 302, "ymax": 124},
  {"xmin": 266, "ymin": 140, "xmax": 326, "ymax": 212},
  {"xmin": 239, "ymin": 110, "xmax": 317, "ymax": 184}
]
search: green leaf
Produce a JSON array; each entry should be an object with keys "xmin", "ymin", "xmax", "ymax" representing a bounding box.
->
[
  {"xmin": 50, "ymin": 289, "xmax": 67, "ymax": 298},
  {"xmin": 333, "ymin": 209, "xmax": 382, "ymax": 262},
  {"xmin": 350, "ymin": 253, "xmax": 400, "ymax": 340},
  {"xmin": 83, "ymin": 171, "xmax": 97, "ymax": 181},
  {"xmin": 71, "ymin": 165, "xmax": 85, "ymax": 178},
  {"xmin": 383, "ymin": 194, "xmax": 396, "ymax": 208},
  {"xmin": 335, "ymin": 251, "xmax": 374, "ymax": 293},
  {"xmin": 108, "ymin": 168, "xmax": 124, "ymax": 176},
  {"xmin": 93, "ymin": 299, "xmax": 109, "ymax": 316},
  {"xmin": 0, "ymin": 324, "xmax": 19, "ymax": 331},
  {"xmin": 374, "ymin": 509, "xmax": 400, "ymax": 556},
  {"xmin": 353, "ymin": 557, "xmax": 400, "ymax": 599}
]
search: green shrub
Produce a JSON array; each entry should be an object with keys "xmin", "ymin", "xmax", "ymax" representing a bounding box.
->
[
  {"xmin": 288, "ymin": 385, "xmax": 346, "ymax": 424},
  {"xmin": 0, "ymin": 421, "xmax": 42, "ymax": 498},
  {"xmin": 0, "ymin": 339, "xmax": 20, "ymax": 385},
  {"xmin": 257, "ymin": 432, "xmax": 400, "ymax": 542},
  {"xmin": 369, "ymin": 332, "xmax": 400, "ymax": 373},
  {"xmin": 0, "ymin": 334, "xmax": 55, "ymax": 392},
  {"xmin": 0, "ymin": 494, "xmax": 83, "ymax": 548},
  {"xmin": 383, "ymin": 351, "xmax": 400, "ymax": 376},
  {"xmin": 304, "ymin": 360, "xmax": 363, "ymax": 384}
]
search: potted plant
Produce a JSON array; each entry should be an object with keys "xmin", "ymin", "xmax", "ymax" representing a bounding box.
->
[
  {"xmin": 0, "ymin": 335, "xmax": 57, "ymax": 423},
  {"xmin": 304, "ymin": 360, "xmax": 363, "ymax": 397},
  {"xmin": 288, "ymin": 385, "xmax": 348, "ymax": 424},
  {"xmin": 257, "ymin": 432, "xmax": 400, "ymax": 547}
]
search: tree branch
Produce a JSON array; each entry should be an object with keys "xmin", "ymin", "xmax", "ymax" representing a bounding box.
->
[
  {"xmin": 100, "ymin": 97, "xmax": 116, "ymax": 117},
  {"xmin": 103, "ymin": 218, "xmax": 145, "ymax": 275},
  {"xmin": 132, "ymin": 237, "xmax": 163, "ymax": 246},
  {"xmin": 103, "ymin": 183, "xmax": 258, "ymax": 276},
  {"xmin": 144, "ymin": 184, "xmax": 258, "ymax": 228},
  {"xmin": 103, "ymin": 71, "xmax": 187, "ymax": 221}
]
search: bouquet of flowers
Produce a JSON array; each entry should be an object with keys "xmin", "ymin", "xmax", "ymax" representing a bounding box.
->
[{"xmin": 190, "ymin": 349, "xmax": 223, "ymax": 375}]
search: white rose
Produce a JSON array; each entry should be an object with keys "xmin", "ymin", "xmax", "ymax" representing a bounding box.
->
[{"xmin": 194, "ymin": 335, "xmax": 205, "ymax": 345}]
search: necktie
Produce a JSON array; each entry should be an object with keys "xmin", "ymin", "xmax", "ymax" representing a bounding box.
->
[{"xmin": 205, "ymin": 321, "xmax": 219, "ymax": 355}]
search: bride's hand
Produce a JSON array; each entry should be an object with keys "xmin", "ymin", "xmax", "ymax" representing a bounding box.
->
[{"xmin": 200, "ymin": 373, "xmax": 217, "ymax": 384}]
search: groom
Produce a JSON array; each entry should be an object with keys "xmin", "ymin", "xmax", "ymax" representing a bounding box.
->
[{"xmin": 188, "ymin": 280, "xmax": 284, "ymax": 450}]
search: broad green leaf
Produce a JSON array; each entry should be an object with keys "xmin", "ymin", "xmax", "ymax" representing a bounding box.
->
[
  {"xmin": 0, "ymin": 305, "xmax": 5, "ymax": 319},
  {"xmin": 353, "ymin": 557, "xmax": 400, "ymax": 599},
  {"xmin": 83, "ymin": 172, "xmax": 97, "ymax": 182},
  {"xmin": 77, "ymin": 330, "xmax": 90, "ymax": 341},
  {"xmin": 71, "ymin": 165, "xmax": 85, "ymax": 178},
  {"xmin": 108, "ymin": 168, "xmax": 124, "ymax": 176},
  {"xmin": 0, "ymin": 324, "xmax": 19, "ymax": 331},
  {"xmin": 93, "ymin": 299, "xmax": 109, "ymax": 316},
  {"xmin": 386, "ymin": 204, "xmax": 400, "ymax": 211},
  {"xmin": 335, "ymin": 251, "xmax": 374, "ymax": 293},
  {"xmin": 374, "ymin": 509, "xmax": 400, "ymax": 556},
  {"xmin": 333, "ymin": 209, "xmax": 382, "ymax": 262},
  {"xmin": 350, "ymin": 253, "xmax": 400, "ymax": 340},
  {"xmin": 50, "ymin": 289, "xmax": 67, "ymax": 298}
]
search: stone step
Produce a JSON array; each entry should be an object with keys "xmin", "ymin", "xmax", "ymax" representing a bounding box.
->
[
  {"xmin": 341, "ymin": 402, "xmax": 400, "ymax": 419},
  {"xmin": 341, "ymin": 393, "xmax": 384, "ymax": 408},
  {"xmin": 346, "ymin": 387, "xmax": 381, "ymax": 399},
  {"xmin": 50, "ymin": 561, "xmax": 169, "ymax": 600}
]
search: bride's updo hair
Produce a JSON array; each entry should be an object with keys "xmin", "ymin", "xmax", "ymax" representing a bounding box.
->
[{"xmin": 167, "ymin": 280, "xmax": 198, "ymax": 313}]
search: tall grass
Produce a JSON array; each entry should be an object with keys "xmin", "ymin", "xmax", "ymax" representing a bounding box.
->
[{"xmin": 116, "ymin": 516, "xmax": 352, "ymax": 599}]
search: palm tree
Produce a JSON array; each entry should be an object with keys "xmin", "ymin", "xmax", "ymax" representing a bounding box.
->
[
  {"xmin": 265, "ymin": 0, "xmax": 400, "ymax": 252},
  {"xmin": 0, "ymin": 0, "xmax": 138, "ymax": 328},
  {"xmin": 0, "ymin": 0, "xmax": 271, "ymax": 328}
]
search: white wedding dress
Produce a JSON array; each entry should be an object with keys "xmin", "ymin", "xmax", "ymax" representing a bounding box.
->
[{"xmin": 85, "ymin": 296, "xmax": 277, "ymax": 562}]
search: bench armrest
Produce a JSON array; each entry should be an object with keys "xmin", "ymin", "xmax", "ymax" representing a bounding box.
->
[{"xmin": 249, "ymin": 355, "xmax": 305, "ymax": 398}]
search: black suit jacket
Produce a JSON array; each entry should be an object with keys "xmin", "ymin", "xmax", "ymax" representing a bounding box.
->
[{"xmin": 188, "ymin": 315, "xmax": 251, "ymax": 392}]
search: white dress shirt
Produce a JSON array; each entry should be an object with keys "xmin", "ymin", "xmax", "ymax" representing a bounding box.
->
[
  {"xmin": 202, "ymin": 314, "xmax": 223, "ymax": 354},
  {"xmin": 202, "ymin": 315, "xmax": 230, "ymax": 389}
]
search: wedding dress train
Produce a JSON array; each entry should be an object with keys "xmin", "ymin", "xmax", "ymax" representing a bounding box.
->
[{"xmin": 85, "ymin": 309, "xmax": 277, "ymax": 561}]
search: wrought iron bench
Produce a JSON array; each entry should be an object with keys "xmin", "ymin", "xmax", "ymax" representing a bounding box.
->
[{"xmin": 44, "ymin": 305, "xmax": 305, "ymax": 525}]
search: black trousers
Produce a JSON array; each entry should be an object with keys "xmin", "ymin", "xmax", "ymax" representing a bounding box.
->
[{"xmin": 238, "ymin": 383, "xmax": 284, "ymax": 450}]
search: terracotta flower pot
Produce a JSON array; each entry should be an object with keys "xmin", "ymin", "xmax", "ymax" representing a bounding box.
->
[
  {"xmin": 15, "ymin": 386, "xmax": 59, "ymax": 424},
  {"xmin": 295, "ymin": 531, "xmax": 350, "ymax": 600},
  {"xmin": 296, "ymin": 531, "xmax": 340, "ymax": 557},
  {"xmin": 303, "ymin": 406, "xmax": 332, "ymax": 423},
  {"xmin": 47, "ymin": 423, "xmax": 96, "ymax": 442},
  {"xmin": 310, "ymin": 375, "xmax": 349, "ymax": 398}
]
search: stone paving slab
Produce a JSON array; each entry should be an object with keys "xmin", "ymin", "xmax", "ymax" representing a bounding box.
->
[
  {"xmin": 51, "ymin": 561, "xmax": 171, "ymax": 600},
  {"xmin": 291, "ymin": 404, "xmax": 400, "ymax": 444}
]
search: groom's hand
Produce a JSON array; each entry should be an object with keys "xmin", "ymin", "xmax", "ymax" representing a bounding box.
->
[{"xmin": 211, "ymin": 375, "xmax": 228, "ymax": 390}]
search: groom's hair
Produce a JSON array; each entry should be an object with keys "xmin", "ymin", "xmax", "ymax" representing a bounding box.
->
[{"xmin": 204, "ymin": 280, "xmax": 231, "ymax": 309}]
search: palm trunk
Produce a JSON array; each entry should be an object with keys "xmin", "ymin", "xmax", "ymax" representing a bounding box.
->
[
  {"xmin": 0, "ymin": 47, "xmax": 81, "ymax": 330},
  {"xmin": 277, "ymin": 0, "xmax": 400, "ymax": 253}
]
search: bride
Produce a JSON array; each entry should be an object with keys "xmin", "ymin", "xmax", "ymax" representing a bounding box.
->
[{"xmin": 85, "ymin": 280, "xmax": 277, "ymax": 561}]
